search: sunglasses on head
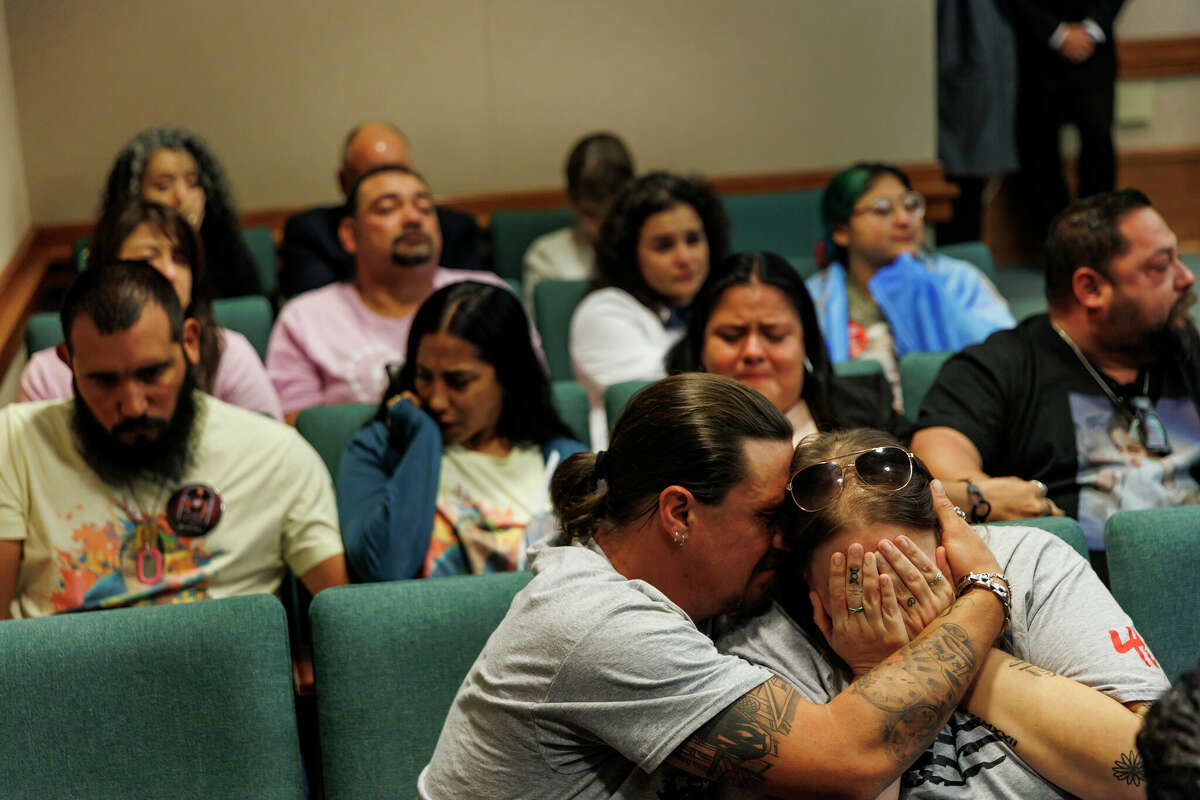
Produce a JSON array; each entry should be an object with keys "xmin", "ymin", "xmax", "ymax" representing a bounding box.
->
[{"xmin": 786, "ymin": 446, "xmax": 917, "ymax": 512}]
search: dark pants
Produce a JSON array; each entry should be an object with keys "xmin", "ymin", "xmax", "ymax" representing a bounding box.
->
[
  {"xmin": 938, "ymin": 175, "xmax": 988, "ymax": 246},
  {"xmin": 1016, "ymin": 55, "xmax": 1117, "ymax": 241}
]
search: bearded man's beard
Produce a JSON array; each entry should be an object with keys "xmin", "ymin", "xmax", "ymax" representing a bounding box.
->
[
  {"xmin": 71, "ymin": 364, "xmax": 198, "ymax": 487},
  {"xmin": 1104, "ymin": 289, "xmax": 1200, "ymax": 363}
]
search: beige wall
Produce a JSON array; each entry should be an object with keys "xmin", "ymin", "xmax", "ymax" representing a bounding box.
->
[
  {"xmin": 0, "ymin": 0, "xmax": 30, "ymax": 273},
  {"xmin": 1116, "ymin": 0, "xmax": 1200, "ymax": 38},
  {"xmin": 6, "ymin": 0, "xmax": 935, "ymax": 225},
  {"xmin": 1114, "ymin": 0, "xmax": 1200, "ymax": 151}
]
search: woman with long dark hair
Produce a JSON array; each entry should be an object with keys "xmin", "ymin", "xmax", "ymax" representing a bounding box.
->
[
  {"xmin": 338, "ymin": 281, "xmax": 583, "ymax": 581},
  {"xmin": 569, "ymin": 171, "xmax": 730, "ymax": 446},
  {"xmin": 18, "ymin": 201, "xmax": 280, "ymax": 418},
  {"xmin": 668, "ymin": 250, "xmax": 911, "ymax": 444},
  {"xmin": 99, "ymin": 126, "xmax": 261, "ymax": 298}
]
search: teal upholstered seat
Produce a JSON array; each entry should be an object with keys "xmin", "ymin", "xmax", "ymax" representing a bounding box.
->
[
  {"xmin": 26, "ymin": 311, "xmax": 63, "ymax": 355},
  {"xmin": 604, "ymin": 379, "xmax": 651, "ymax": 433},
  {"xmin": 993, "ymin": 516, "xmax": 1088, "ymax": 559},
  {"xmin": 242, "ymin": 225, "xmax": 279, "ymax": 297},
  {"xmin": 311, "ymin": 572, "xmax": 533, "ymax": 798},
  {"xmin": 295, "ymin": 403, "xmax": 375, "ymax": 479},
  {"xmin": 832, "ymin": 357, "xmax": 883, "ymax": 379},
  {"xmin": 533, "ymin": 278, "xmax": 590, "ymax": 382},
  {"xmin": 0, "ymin": 596, "xmax": 303, "ymax": 798},
  {"xmin": 213, "ymin": 295, "xmax": 275, "ymax": 361},
  {"xmin": 489, "ymin": 208, "xmax": 576, "ymax": 281},
  {"xmin": 551, "ymin": 380, "xmax": 591, "ymax": 449},
  {"xmin": 899, "ymin": 351, "xmax": 952, "ymax": 420},
  {"xmin": 1105, "ymin": 507, "xmax": 1200, "ymax": 681},
  {"xmin": 723, "ymin": 190, "xmax": 824, "ymax": 262}
]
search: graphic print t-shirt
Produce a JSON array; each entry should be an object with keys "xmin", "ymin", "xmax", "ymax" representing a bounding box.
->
[
  {"xmin": 717, "ymin": 525, "xmax": 1170, "ymax": 799},
  {"xmin": 0, "ymin": 396, "xmax": 343, "ymax": 618},
  {"xmin": 420, "ymin": 444, "xmax": 548, "ymax": 577},
  {"xmin": 917, "ymin": 314, "xmax": 1200, "ymax": 548}
]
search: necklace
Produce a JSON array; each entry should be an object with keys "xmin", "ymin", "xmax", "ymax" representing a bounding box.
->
[
  {"xmin": 1053, "ymin": 324, "xmax": 1172, "ymax": 456},
  {"xmin": 119, "ymin": 478, "xmax": 172, "ymax": 586}
]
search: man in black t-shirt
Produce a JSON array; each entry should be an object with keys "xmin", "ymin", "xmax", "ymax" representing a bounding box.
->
[{"xmin": 913, "ymin": 189, "xmax": 1200, "ymax": 552}]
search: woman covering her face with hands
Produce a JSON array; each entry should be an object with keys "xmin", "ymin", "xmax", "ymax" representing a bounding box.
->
[
  {"xmin": 337, "ymin": 281, "xmax": 584, "ymax": 582},
  {"xmin": 719, "ymin": 428, "xmax": 1167, "ymax": 800}
]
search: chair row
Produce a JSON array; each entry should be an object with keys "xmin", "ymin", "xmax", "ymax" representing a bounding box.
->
[{"xmin": 4, "ymin": 509, "xmax": 1187, "ymax": 797}]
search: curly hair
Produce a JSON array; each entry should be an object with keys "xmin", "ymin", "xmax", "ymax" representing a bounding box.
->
[
  {"xmin": 593, "ymin": 171, "xmax": 730, "ymax": 312},
  {"xmin": 98, "ymin": 127, "xmax": 260, "ymax": 298}
]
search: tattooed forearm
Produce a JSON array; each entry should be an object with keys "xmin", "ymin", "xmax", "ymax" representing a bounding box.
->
[
  {"xmin": 1112, "ymin": 750, "xmax": 1144, "ymax": 786},
  {"xmin": 1005, "ymin": 658, "xmax": 1056, "ymax": 678},
  {"xmin": 849, "ymin": 620, "xmax": 976, "ymax": 762},
  {"xmin": 668, "ymin": 676, "xmax": 800, "ymax": 788}
]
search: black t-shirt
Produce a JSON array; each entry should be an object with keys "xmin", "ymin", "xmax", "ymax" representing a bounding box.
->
[
  {"xmin": 829, "ymin": 372, "xmax": 915, "ymax": 445},
  {"xmin": 916, "ymin": 314, "xmax": 1200, "ymax": 548}
]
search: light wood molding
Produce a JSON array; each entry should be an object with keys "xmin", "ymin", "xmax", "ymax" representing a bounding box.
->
[
  {"xmin": 0, "ymin": 160, "xmax": 954, "ymax": 381},
  {"xmin": 1118, "ymin": 35, "xmax": 1200, "ymax": 80}
]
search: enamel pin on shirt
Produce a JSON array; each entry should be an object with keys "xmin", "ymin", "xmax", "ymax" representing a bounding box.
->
[{"xmin": 166, "ymin": 484, "xmax": 224, "ymax": 537}]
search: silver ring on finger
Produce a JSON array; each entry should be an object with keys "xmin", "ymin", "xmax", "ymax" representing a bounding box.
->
[
  {"xmin": 929, "ymin": 570, "xmax": 944, "ymax": 586},
  {"xmin": 848, "ymin": 605, "xmax": 865, "ymax": 614},
  {"xmin": 953, "ymin": 505, "xmax": 968, "ymax": 520},
  {"xmin": 1031, "ymin": 479, "xmax": 1048, "ymax": 497}
]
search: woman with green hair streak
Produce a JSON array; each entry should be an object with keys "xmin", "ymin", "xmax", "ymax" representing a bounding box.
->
[{"xmin": 807, "ymin": 162, "xmax": 1013, "ymax": 409}]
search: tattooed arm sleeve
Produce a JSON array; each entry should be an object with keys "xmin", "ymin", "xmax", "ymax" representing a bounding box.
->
[
  {"xmin": 959, "ymin": 650, "xmax": 1147, "ymax": 799},
  {"xmin": 668, "ymin": 593, "xmax": 1002, "ymax": 798}
]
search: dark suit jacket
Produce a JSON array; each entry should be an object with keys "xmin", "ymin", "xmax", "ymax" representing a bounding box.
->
[
  {"xmin": 1007, "ymin": 0, "xmax": 1125, "ymax": 82},
  {"xmin": 279, "ymin": 204, "xmax": 485, "ymax": 297}
]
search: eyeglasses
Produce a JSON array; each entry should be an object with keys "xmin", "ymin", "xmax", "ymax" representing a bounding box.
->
[
  {"xmin": 786, "ymin": 446, "xmax": 916, "ymax": 512},
  {"xmin": 852, "ymin": 191, "xmax": 926, "ymax": 221}
]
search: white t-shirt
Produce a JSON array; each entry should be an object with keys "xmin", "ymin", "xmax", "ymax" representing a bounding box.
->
[
  {"xmin": 522, "ymin": 226, "xmax": 595, "ymax": 311},
  {"xmin": 570, "ymin": 287, "xmax": 685, "ymax": 448},
  {"xmin": 0, "ymin": 394, "xmax": 344, "ymax": 618}
]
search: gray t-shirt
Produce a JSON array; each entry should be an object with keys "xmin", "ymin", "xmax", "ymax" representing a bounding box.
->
[
  {"xmin": 718, "ymin": 525, "xmax": 1170, "ymax": 799},
  {"xmin": 418, "ymin": 542, "xmax": 772, "ymax": 799}
]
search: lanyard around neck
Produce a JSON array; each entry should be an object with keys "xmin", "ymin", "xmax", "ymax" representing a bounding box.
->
[{"xmin": 1053, "ymin": 324, "xmax": 1149, "ymax": 416}]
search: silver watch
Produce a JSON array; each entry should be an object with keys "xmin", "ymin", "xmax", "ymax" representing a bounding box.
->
[{"xmin": 956, "ymin": 571, "xmax": 1011, "ymax": 626}]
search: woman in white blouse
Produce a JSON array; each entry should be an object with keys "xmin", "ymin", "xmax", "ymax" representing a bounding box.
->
[{"xmin": 569, "ymin": 171, "xmax": 729, "ymax": 446}]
